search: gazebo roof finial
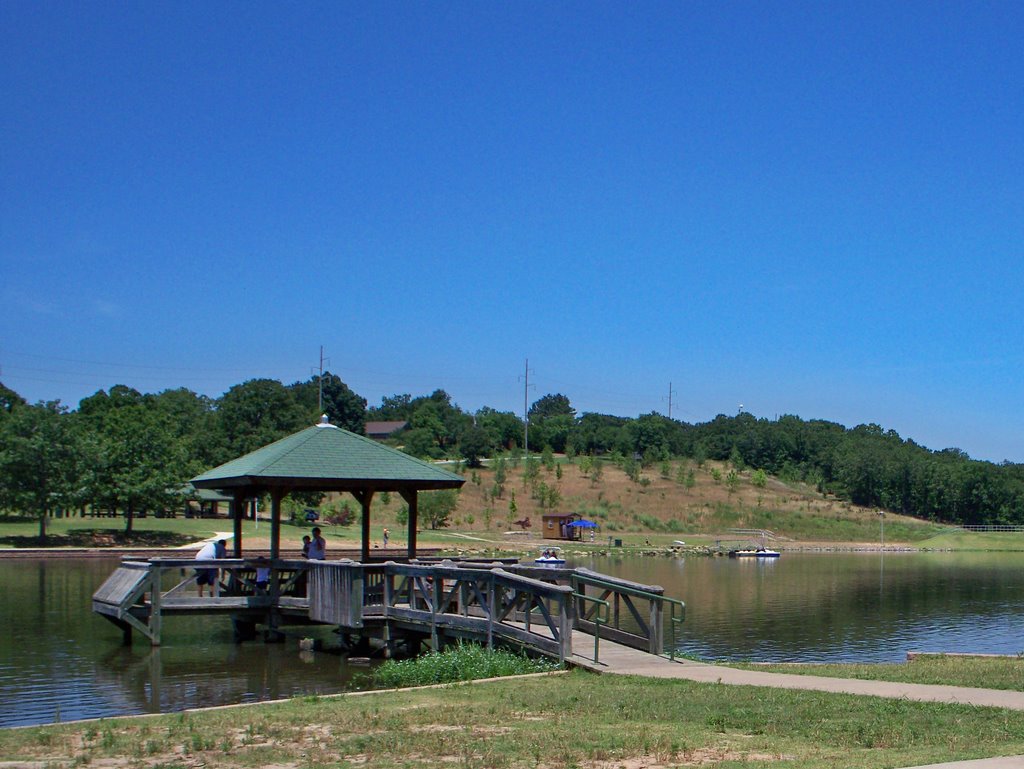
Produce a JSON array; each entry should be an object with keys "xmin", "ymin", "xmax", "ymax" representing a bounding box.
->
[{"xmin": 316, "ymin": 414, "xmax": 337, "ymax": 429}]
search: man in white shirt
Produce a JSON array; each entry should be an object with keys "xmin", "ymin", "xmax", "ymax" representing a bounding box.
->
[{"xmin": 308, "ymin": 528, "xmax": 326, "ymax": 560}]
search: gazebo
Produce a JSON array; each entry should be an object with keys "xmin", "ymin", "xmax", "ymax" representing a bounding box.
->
[{"xmin": 189, "ymin": 416, "xmax": 465, "ymax": 561}]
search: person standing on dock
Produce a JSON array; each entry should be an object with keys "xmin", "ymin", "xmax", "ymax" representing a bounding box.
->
[
  {"xmin": 308, "ymin": 527, "xmax": 326, "ymax": 560},
  {"xmin": 195, "ymin": 538, "xmax": 226, "ymax": 597}
]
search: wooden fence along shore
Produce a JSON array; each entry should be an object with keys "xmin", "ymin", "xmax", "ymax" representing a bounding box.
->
[{"xmin": 92, "ymin": 558, "xmax": 685, "ymax": 669}]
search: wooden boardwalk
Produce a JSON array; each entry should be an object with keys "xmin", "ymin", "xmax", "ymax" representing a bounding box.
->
[{"xmin": 93, "ymin": 558, "xmax": 686, "ymax": 667}]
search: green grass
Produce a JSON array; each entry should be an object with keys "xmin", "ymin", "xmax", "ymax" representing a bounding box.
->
[
  {"xmin": 0, "ymin": 513, "xmax": 228, "ymax": 548},
  {"xmin": 6, "ymin": 509, "xmax": 1024, "ymax": 554},
  {"xmin": 916, "ymin": 530, "xmax": 1024, "ymax": 551},
  {"xmin": 371, "ymin": 643, "xmax": 560, "ymax": 688},
  {"xmin": 0, "ymin": 513, "xmax": 368, "ymax": 550},
  {"xmin": 2, "ymin": 669, "xmax": 1023, "ymax": 768},
  {"xmin": 733, "ymin": 654, "xmax": 1024, "ymax": 691}
]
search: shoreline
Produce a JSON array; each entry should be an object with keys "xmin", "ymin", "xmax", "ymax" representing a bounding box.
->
[{"xmin": 0, "ymin": 546, "xmax": 445, "ymax": 559}]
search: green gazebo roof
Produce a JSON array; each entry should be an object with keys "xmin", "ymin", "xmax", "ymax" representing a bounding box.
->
[{"xmin": 190, "ymin": 418, "xmax": 464, "ymax": 493}]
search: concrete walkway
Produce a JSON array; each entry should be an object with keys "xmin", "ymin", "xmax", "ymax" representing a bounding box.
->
[
  {"xmin": 567, "ymin": 630, "xmax": 1024, "ymax": 768},
  {"xmin": 900, "ymin": 759, "xmax": 1024, "ymax": 769},
  {"xmin": 569, "ymin": 630, "xmax": 1024, "ymax": 710}
]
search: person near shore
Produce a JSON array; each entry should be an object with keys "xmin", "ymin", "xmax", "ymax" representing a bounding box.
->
[
  {"xmin": 195, "ymin": 538, "xmax": 227, "ymax": 597},
  {"xmin": 382, "ymin": 528, "xmax": 390, "ymax": 547},
  {"xmin": 301, "ymin": 535, "xmax": 311, "ymax": 558},
  {"xmin": 308, "ymin": 528, "xmax": 326, "ymax": 560}
]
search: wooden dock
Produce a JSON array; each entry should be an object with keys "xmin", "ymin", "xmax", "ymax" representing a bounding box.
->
[{"xmin": 92, "ymin": 558, "xmax": 685, "ymax": 668}]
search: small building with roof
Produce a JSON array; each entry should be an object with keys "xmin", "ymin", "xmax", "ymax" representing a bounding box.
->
[
  {"xmin": 178, "ymin": 483, "xmax": 234, "ymax": 518},
  {"xmin": 541, "ymin": 512, "xmax": 585, "ymax": 541},
  {"xmin": 365, "ymin": 420, "xmax": 408, "ymax": 440}
]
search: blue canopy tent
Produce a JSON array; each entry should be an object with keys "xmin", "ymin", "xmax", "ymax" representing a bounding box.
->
[{"xmin": 566, "ymin": 519, "xmax": 599, "ymax": 540}]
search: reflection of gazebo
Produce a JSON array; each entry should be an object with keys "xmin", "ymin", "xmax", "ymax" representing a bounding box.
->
[{"xmin": 189, "ymin": 417, "xmax": 464, "ymax": 561}]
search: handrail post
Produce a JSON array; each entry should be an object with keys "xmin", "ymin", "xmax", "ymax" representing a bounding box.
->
[
  {"xmin": 431, "ymin": 568, "xmax": 442, "ymax": 650},
  {"xmin": 149, "ymin": 563, "xmax": 162, "ymax": 646},
  {"xmin": 486, "ymin": 574, "xmax": 495, "ymax": 649},
  {"xmin": 383, "ymin": 565, "xmax": 393, "ymax": 618},
  {"xmin": 649, "ymin": 596, "xmax": 663, "ymax": 655},
  {"xmin": 668, "ymin": 601, "xmax": 686, "ymax": 661},
  {"xmin": 558, "ymin": 593, "xmax": 571, "ymax": 663}
]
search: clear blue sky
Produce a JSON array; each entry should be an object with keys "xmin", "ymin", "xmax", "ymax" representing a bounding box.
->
[{"xmin": 2, "ymin": 2, "xmax": 1022, "ymax": 461}]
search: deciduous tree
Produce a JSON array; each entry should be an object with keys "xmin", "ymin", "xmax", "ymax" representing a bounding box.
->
[{"xmin": 0, "ymin": 401, "xmax": 80, "ymax": 541}]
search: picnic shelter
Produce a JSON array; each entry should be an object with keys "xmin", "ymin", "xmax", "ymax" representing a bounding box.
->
[{"xmin": 189, "ymin": 416, "xmax": 465, "ymax": 561}]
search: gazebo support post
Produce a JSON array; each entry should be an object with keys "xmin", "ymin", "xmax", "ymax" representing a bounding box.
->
[
  {"xmin": 401, "ymin": 490, "xmax": 419, "ymax": 561},
  {"xmin": 351, "ymin": 490, "xmax": 374, "ymax": 562},
  {"xmin": 270, "ymin": 489, "xmax": 285, "ymax": 561},
  {"xmin": 231, "ymin": 491, "xmax": 247, "ymax": 557},
  {"xmin": 349, "ymin": 490, "xmax": 372, "ymax": 562}
]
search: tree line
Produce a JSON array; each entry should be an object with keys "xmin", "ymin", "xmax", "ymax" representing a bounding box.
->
[{"xmin": 2, "ymin": 376, "xmax": 1023, "ymax": 540}]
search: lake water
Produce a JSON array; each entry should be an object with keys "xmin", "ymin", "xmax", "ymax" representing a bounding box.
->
[
  {"xmin": 583, "ymin": 551, "xmax": 1024, "ymax": 663},
  {"xmin": 0, "ymin": 558, "xmax": 367, "ymax": 728},
  {"xmin": 2, "ymin": 551, "xmax": 1024, "ymax": 727}
]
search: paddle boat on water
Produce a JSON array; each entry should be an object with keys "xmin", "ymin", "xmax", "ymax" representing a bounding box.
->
[
  {"xmin": 534, "ymin": 547, "xmax": 566, "ymax": 565},
  {"xmin": 725, "ymin": 529, "xmax": 781, "ymax": 558},
  {"xmin": 728, "ymin": 546, "xmax": 780, "ymax": 559}
]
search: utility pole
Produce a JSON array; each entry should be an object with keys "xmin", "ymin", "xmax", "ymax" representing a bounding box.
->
[
  {"xmin": 312, "ymin": 346, "xmax": 329, "ymax": 413},
  {"xmin": 318, "ymin": 346, "xmax": 324, "ymax": 412},
  {"xmin": 519, "ymin": 358, "xmax": 534, "ymax": 459},
  {"xmin": 665, "ymin": 382, "xmax": 677, "ymax": 419}
]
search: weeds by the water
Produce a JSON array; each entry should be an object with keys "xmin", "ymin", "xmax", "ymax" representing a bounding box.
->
[{"xmin": 371, "ymin": 642, "xmax": 559, "ymax": 688}]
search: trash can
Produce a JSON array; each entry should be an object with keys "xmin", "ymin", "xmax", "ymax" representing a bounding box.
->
[{"xmin": 614, "ymin": 538, "xmax": 623, "ymax": 548}]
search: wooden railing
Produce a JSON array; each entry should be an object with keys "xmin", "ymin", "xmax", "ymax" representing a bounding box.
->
[
  {"xmin": 94, "ymin": 558, "xmax": 683, "ymax": 662},
  {"xmin": 416, "ymin": 561, "xmax": 686, "ymax": 659},
  {"xmin": 570, "ymin": 568, "xmax": 666, "ymax": 655},
  {"xmin": 371, "ymin": 562, "xmax": 576, "ymax": 662},
  {"xmin": 92, "ymin": 558, "xmax": 313, "ymax": 644}
]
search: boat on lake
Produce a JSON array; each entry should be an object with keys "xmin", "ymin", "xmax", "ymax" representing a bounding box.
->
[
  {"xmin": 724, "ymin": 528, "xmax": 781, "ymax": 559},
  {"xmin": 728, "ymin": 547, "xmax": 780, "ymax": 559},
  {"xmin": 534, "ymin": 547, "xmax": 566, "ymax": 565}
]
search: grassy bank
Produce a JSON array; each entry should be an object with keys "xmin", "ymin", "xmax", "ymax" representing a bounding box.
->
[{"xmin": 3, "ymin": 667, "xmax": 1024, "ymax": 768}]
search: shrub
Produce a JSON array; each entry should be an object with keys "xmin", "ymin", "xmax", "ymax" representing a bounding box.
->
[
  {"xmin": 372, "ymin": 643, "xmax": 559, "ymax": 688},
  {"xmin": 324, "ymin": 502, "xmax": 355, "ymax": 527}
]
